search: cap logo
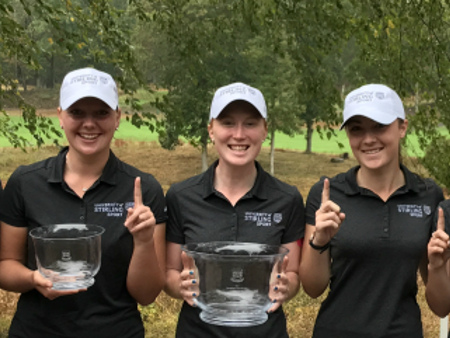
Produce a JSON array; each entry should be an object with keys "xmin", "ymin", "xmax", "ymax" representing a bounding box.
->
[
  {"xmin": 69, "ymin": 74, "xmax": 110, "ymax": 87},
  {"xmin": 218, "ymin": 84, "xmax": 256, "ymax": 97},
  {"xmin": 375, "ymin": 92, "xmax": 385, "ymax": 100},
  {"xmin": 348, "ymin": 91, "xmax": 374, "ymax": 104}
]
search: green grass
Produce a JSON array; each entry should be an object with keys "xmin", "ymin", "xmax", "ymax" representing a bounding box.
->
[
  {"xmin": 0, "ymin": 116, "xmax": 160, "ymax": 147},
  {"xmin": 0, "ymin": 114, "xmax": 442, "ymax": 157},
  {"xmin": 264, "ymin": 130, "xmax": 352, "ymax": 154}
]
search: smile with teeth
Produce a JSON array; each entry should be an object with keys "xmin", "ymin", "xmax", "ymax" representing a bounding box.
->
[
  {"xmin": 363, "ymin": 148, "xmax": 382, "ymax": 154},
  {"xmin": 229, "ymin": 145, "xmax": 249, "ymax": 151},
  {"xmin": 80, "ymin": 133, "xmax": 99, "ymax": 140}
]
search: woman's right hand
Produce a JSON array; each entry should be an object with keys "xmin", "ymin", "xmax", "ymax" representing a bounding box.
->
[
  {"xmin": 428, "ymin": 208, "xmax": 450, "ymax": 271},
  {"xmin": 314, "ymin": 178, "xmax": 346, "ymax": 246},
  {"xmin": 179, "ymin": 251, "xmax": 200, "ymax": 306},
  {"xmin": 33, "ymin": 270, "xmax": 86, "ymax": 300}
]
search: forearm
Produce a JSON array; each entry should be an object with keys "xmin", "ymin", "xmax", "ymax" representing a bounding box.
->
[
  {"xmin": 299, "ymin": 247, "xmax": 331, "ymax": 298},
  {"xmin": 127, "ymin": 240, "xmax": 164, "ymax": 306},
  {"xmin": 0, "ymin": 259, "xmax": 35, "ymax": 293},
  {"xmin": 426, "ymin": 265, "xmax": 450, "ymax": 317}
]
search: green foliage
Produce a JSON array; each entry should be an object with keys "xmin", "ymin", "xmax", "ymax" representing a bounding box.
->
[
  {"xmin": 0, "ymin": 0, "xmax": 158, "ymax": 149},
  {"xmin": 2, "ymin": 0, "xmax": 450, "ymax": 184},
  {"xmin": 147, "ymin": 0, "xmax": 261, "ymax": 156},
  {"xmin": 421, "ymin": 136, "xmax": 450, "ymax": 188}
]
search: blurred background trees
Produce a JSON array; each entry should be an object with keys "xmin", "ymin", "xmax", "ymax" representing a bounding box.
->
[{"xmin": 2, "ymin": 0, "xmax": 450, "ymax": 184}]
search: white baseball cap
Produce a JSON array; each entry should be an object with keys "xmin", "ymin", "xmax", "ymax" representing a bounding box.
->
[
  {"xmin": 209, "ymin": 82, "xmax": 267, "ymax": 121},
  {"xmin": 340, "ymin": 84, "xmax": 405, "ymax": 130},
  {"xmin": 59, "ymin": 68, "xmax": 119, "ymax": 110}
]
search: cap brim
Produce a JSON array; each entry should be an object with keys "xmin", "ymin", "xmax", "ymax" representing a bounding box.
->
[
  {"xmin": 61, "ymin": 88, "xmax": 118, "ymax": 111},
  {"xmin": 340, "ymin": 108, "xmax": 399, "ymax": 130}
]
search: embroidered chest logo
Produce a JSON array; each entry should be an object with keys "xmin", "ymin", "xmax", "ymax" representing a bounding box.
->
[
  {"xmin": 244, "ymin": 212, "xmax": 282, "ymax": 227},
  {"xmin": 94, "ymin": 202, "xmax": 133, "ymax": 217},
  {"xmin": 397, "ymin": 204, "xmax": 431, "ymax": 218}
]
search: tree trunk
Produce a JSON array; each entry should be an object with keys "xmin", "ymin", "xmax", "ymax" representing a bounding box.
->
[
  {"xmin": 270, "ymin": 129, "xmax": 275, "ymax": 176},
  {"xmin": 47, "ymin": 53, "xmax": 55, "ymax": 88},
  {"xmin": 415, "ymin": 82, "xmax": 420, "ymax": 114},
  {"xmin": 35, "ymin": 69, "xmax": 41, "ymax": 88},
  {"xmin": 201, "ymin": 142, "xmax": 208, "ymax": 172},
  {"xmin": 305, "ymin": 119, "xmax": 313, "ymax": 154}
]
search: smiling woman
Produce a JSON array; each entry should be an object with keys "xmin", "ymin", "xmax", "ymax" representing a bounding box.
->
[
  {"xmin": 0, "ymin": 67, "xmax": 167, "ymax": 338},
  {"xmin": 164, "ymin": 82, "xmax": 305, "ymax": 338},
  {"xmin": 300, "ymin": 84, "xmax": 444, "ymax": 338}
]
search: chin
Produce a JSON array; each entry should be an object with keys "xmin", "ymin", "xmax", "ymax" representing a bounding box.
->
[
  {"xmin": 363, "ymin": 160, "xmax": 387, "ymax": 170},
  {"xmin": 224, "ymin": 157, "xmax": 254, "ymax": 167}
]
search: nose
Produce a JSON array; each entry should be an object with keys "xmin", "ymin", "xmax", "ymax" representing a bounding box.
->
[
  {"xmin": 233, "ymin": 124, "xmax": 245, "ymax": 139},
  {"xmin": 362, "ymin": 129, "xmax": 377, "ymax": 143},
  {"xmin": 81, "ymin": 114, "xmax": 96, "ymax": 127}
]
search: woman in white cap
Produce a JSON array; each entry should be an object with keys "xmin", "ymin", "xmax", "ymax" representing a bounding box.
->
[
  {"xmin": 300, "ymin": 84, "xmax": 444, "ymax": 337},
  {"xmin": 164, "ymin": 82, "xmax": 305, "ymax": 337},
  {"xmin": 0, "ymin": 68, "xmax": 166, "ymax": 337}
]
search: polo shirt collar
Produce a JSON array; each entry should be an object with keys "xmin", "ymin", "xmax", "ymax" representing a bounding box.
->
[
  {"xmin": 343, "ymin": 164, "xmax": 420, "ymax": 195},
  {"xmin": 202, "ymin": 160, "xmax": 267, "ymax": 200},
  {"xmin": 48, "ymin": 146, "xmax": 118, "ymax": 186}
]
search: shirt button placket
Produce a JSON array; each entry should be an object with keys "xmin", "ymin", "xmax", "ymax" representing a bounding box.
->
[
  {"xmin": 382, "ymin": 204, "xmax": 389, "ymax": 237},
  {"xmin": 231, "ymin": 213, "xmax": 237, "ymax": 240},
  {"xmin": 80, "ymin": 202, "xmax": 86, "ymax": 223}
]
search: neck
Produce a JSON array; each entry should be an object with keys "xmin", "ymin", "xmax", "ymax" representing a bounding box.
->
[
  {"xmin": 65, "ymin": 150, "xmax": 108, "ymax": 176},
  {"xmin": 214, "ymin": 161, "xmax": 257, "ymax": 206},
  {"xmin": 64, "ymin": 149, "xmax": 109, "ymax": 196},
  {"xmin": 356, "ymin": 164, "xmax": 405, "ymax": 201}
]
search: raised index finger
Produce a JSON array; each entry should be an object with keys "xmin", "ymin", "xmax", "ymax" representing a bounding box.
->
[
  {"xmin": 133, "ymin": 176, "xmax": 143, "ymax": 207},
  {"xmin": 321, "ymin": 178, "xmax": 330, "ymax": 205},
  {"xmin": 437, "ymin": 207, "xmax": 446, "ymax": 233}
]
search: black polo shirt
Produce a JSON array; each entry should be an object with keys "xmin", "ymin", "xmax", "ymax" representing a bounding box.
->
[
  {"xmin": 306, "ymin": 165, "xmax": 444, "ymax": 338},
  {"xmin": 0, "ymin": 147, "xmax": 166, "ymax": 338},
  {"xmin": 166, "ymin": 160, "xmax": 305, "ymax": 338}
]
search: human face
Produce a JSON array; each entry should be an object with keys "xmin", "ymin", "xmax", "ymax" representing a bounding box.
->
[
  {"xmin": 208, "ymin": 102, "xmax": 267, "ymax": 169},
  {"xmin": 345, "ymin": 116, "xmax": 407, "ymax": 171},
  {"xmin": 58, "ymin": 97, "xmax": 120, "ymax": 158}
]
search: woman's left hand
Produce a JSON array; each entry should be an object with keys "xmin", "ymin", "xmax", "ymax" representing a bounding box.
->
[
  {"xmin": 124, "ymin": 177, "xmax": 156, "ymax": 245},
  {"xmin": 267, "ymin": 256, "xmax": 289, "ymax": 313}
]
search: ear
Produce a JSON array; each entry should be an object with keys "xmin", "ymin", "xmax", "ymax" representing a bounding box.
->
[
  {"xmin": 263, "ymin": 120, "xmax": 268, "ymax": 139},
  {"xmin": 207, "ymin": 120, "xmax": 214, "ymax": 140},
  {"xmin": 115, "ymin": 108, "xmax": 121, "ymax": 129},
  {"xmin": 399, "ymin": 119, "xmax": 408, "ymax": 138},
  {"xmin": 57, "ymin": 107, "xmax": 64, "ymax": 128}
]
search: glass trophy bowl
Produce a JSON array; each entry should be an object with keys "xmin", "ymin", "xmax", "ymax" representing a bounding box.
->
[
  {"xmin": 181, "ymin": 241, "xmax": 289, "ymax": 327},
  {"xmin": 29, "ymin": 224, "xmax": 105, "ymax": 290}
]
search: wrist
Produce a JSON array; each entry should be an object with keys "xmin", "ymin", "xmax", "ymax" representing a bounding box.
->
[
  {"xmin": 309, "ymin": 232, "xmax": 331, "ymax": 253},
  {"xmin": 428, "ymin": 262, "xmax": 446, "ymax": 272}
]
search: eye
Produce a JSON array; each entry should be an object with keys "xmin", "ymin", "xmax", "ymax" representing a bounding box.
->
[
  {"xmin": 244, "ymin": 119, "xmax": 259, "ymax": 127},
  {"xmin": 67, "ymin": 109, "xmax": 85, "ymax": 119},
  {"xmin": 94, "ymin": 110, "xmax": 112, "ymax": 119},
  {"xmin": 347, "ymin": 125, "xmax": 362, "ymax": 133},
  {"xmin": 218, "ymin": 119, "xmax": 235, "ymax": 127}
]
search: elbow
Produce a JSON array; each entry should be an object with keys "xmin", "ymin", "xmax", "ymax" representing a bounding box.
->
[
  {"xmin": 426, "ymin": 292, "xmax": 450, "ymax": 318},
  {"xmin": 300, "ymin": 279, "xmax": 327, "ymax": 299},
  {"xmin": 302, "ymin": 287, "xmax": 325, "ymax": 299},
  {"xmin": 299, "ymin": 272, "xmax": 328, "ymax": 299},
  {"xmin": 136, "ymin": 285, "xmax": 163, "ymax": 306},
  {"xmin": 429, "ymin": 305, "xmax": 450, "ymax": 319},
  {"xmin": 132, "ymin": 279, "xmax": 165, "ymax": 306},
  {"xmin": 138, "ymin": 296, "xmax": 156, "ymax": 307}
]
